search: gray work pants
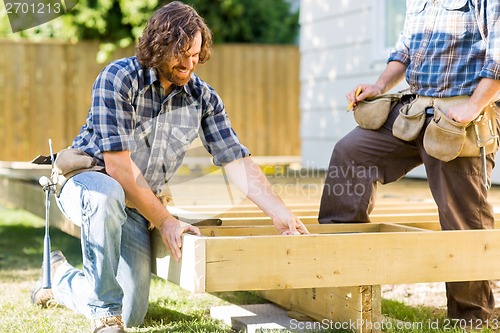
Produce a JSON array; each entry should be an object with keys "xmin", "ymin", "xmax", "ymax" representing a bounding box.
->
[{"xmin": 319, "ymin": 97, "xmax": 497, "ymax": 321}]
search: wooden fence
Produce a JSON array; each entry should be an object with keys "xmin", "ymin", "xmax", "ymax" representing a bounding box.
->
[{"xmin": 0, "ymin": 40, "xmax": 300, "ymax": 161}]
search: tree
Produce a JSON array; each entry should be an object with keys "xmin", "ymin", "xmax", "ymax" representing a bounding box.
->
[
  {"xmin": 184, "ymin": 0, "xmax": 299, "ymax": 44},
  {"xmin": 0, "ymin": 0, "xmax": 299, "ymax": 45}
]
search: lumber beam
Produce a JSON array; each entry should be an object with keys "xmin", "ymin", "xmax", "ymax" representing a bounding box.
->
[
  {"xmin": 168, "ymin": 206, "xmax": 439, "ymax": 219},
  {"xmin": 197, "ymin": 223, "xmax": 431, "ymax": 237},
  {"xmin": 151, "ymin": 229, "xmax": 500, "ymax": 293},
  {"xmin": 258, "ymin": 286, "xmax": 382, "ymax": 333}
]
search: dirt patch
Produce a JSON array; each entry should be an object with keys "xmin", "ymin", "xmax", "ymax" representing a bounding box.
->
[{"xmin": 382, "ymin": 281, "xmax": 500, "ymax": 309}]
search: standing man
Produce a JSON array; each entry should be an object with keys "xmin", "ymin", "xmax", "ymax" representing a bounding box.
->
[
  {"xmin": 319, "ymin": 0, "xmax": 500, "ymax": 325},
  {"xmin": 31, "ymin": 2, "xmax": 309, "ymax": 332}
]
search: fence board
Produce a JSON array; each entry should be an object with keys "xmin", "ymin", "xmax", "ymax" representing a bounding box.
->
[{"xmin": 0, "ymin": 40, "xmax": 300, "ymax": 161}]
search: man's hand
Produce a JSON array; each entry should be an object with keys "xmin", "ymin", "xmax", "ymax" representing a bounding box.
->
[
  {"xmin": 447, "ymin": 78, "xmax": 500, "ymax": 123},
  {"xmin": 159, "ymin": 216, "xmax": 201, "ymax": 262},
  {"xmin": 271, "ymin": 210, "xmax": 310, "ymax": 235},
  {"xmin": 346, "ymin": 84, "xmax": 383, "ymax": 110},
  {"xmin": 446, "ymin": 100, "xmax": 483, "ymax": 124},
  {"xmin": 346, "ymin": 61, "xmax": 407, "ymax": 109}
]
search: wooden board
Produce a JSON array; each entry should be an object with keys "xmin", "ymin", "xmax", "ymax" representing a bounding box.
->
[
  {"xmin": 4, "ymin": 168, "xmax": 500, "ymax": 333},
  {"xmin": 258, "ymin": 286, "xmax": 381, "ymax": 333},
  {"xmin": 152, "ymin": 227, "xmax": 500, "ymax": 293}
]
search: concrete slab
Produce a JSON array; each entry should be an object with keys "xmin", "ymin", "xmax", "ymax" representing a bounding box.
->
[{"xmin": 210, "ymin": 303, "xmax": 317, "ymax": 332}]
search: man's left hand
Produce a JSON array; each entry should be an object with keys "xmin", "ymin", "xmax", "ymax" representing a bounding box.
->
[
  {"xmin": 272, "ymin": 212, "xmax": 310, "ymax": 235},
  {"xmin": 446, "ymin": 100, "xmax": 483, "ymax": 123}
]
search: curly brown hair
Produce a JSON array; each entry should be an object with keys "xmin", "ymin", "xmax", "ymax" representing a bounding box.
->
[{"xmin": 136, "ymin": 1, "xmax": 213, "ymax": 69}]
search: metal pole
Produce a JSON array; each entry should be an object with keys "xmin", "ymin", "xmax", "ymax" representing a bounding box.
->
[{"xmin": 42, "ymin": 183, "xmax": 52, "ymax": 289}]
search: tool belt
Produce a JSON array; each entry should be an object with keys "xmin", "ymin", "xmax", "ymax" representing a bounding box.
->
[
  {"xmin": 54, "ymin": 148, "xmax": 106, "ymax": 195},
  {"xmin": 32, "ymin": 148, "xmax": 105, "ymax": 196},
  {"xmin": 393, "ymin": 95, "xmax": 499, "ymax": 162},
  {"xmin": 353, "ymin": 93, "xmax": 403, "ymax": 130}
]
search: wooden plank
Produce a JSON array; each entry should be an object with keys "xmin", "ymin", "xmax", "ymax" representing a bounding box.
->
[
  {"xmin": 216, "ymin": 213, "xmax": 443, "ymax": 226},
  {"xmin": 259, "ymin": 286, "xmax": 382, "ymax": 333},
  {"xmin": 12, "ymin": 42, "xmax": 29, "ymax": 160},
  {"xmin": 246, "ymin": 45, "xmax": 265, "ymax": 155},
  {"xmin": 170, "ymin": 206, "xmax": 439, "ymax": 219},
  {"xmin": 266, "ymin": 46, "xmax": 279, "ymax": 156},
  {"xmin": 198, "ymin": 223, "xmax": 429, "ymax": 237},
  {"xmin": 399, "ymin": 221, "xmax": 442, "ymax": 231},
  {"xmin": 153, "ymin": 231, "xmax": 206, "ymax": 293},
  {"xmin": 285, "ymin": 46, "xmax": 301, "ymax": 156},
  {"xmin": 169, "ymin": 200, "xmax": 437, "ymax": 212},
  {"xmin": 251, "ymin": 45, "xmax": 267, "ymax": 155},
  {"xmin": 200, "ymin": 229, "xmax": 500, "ymax": 292}
]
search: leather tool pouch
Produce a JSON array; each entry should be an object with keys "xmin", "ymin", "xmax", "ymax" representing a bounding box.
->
[
  {"xmin": 54, "ymin": 148, "xmax": 105, "ymax": 195},
  {"xmin": 392, "ymin": 97, "xmax": 427, "ymax": 141},
  {"xmin": 423, "ymin": 103, "xmax": 498, "ymax": 162},
  {"xmin": 353, "ymin": 93, "xmax": 402, "ymax": 130}
]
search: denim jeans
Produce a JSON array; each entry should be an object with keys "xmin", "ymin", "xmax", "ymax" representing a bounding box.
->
[{"xmin": 54, "ymin": 171, "xmax": 152, "ymax": 327}]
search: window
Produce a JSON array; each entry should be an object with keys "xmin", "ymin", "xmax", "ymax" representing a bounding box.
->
[{"xmin": 371, "ymin": 0, "xmax": 406, "ymax": 61}]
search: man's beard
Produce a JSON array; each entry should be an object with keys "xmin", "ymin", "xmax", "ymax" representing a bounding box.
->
[{"xmin": 158, "ymin": 65, "xmax": 193, "ymax": 87}]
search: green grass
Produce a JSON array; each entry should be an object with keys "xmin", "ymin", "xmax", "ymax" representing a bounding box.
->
[
  {"xmin": 0, "ymin": 207, "xmax": 497, "ymax": 333},
  {"xmin": 381, "ymin": 299, "xmax": 498, "ymax": 333},
  {"xmin": 0, "ymin": 207, "xmax": 258, "ymax": 333}
]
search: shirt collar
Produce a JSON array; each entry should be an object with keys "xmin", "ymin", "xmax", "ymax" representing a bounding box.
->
[{"xmin": 142, "ymin": 66, "xmax": 159, "ymax": 87}]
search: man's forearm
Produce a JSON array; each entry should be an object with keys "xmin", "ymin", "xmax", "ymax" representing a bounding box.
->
[
  {"xmin": 103, "ymin": 151, "xmax": 174, "ymax": 228},
  {"xmin": 470, "ymin": 78, "xmax": 500, "ymax": 110},
  {"xmin": 375, "ymin": 61, "xmax": 407, "ymax": 94},
  {"xmin": 223, "ymin": 157, "xmax": 286, "ymax": 218}
]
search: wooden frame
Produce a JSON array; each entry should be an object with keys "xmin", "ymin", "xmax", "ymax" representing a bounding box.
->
[
  {"xmin": 4, "ymin": 163, "xmax": 500, "ymax": 333},
  {"xmin": 152, "ymin": 225, "xmax": 500, "ymax": 294}
]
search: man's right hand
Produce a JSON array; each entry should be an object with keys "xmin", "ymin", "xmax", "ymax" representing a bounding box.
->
[
  {"xmin": 346, "ymin": 84, "xmax": 383, "ymax": 109},
  {"xmin": 347, "ymin": 61, "xmax": 408, "ymax": 109},
  {"xmin": 159, "ymin": 216, "xmax": 201, "ymax": 262}
]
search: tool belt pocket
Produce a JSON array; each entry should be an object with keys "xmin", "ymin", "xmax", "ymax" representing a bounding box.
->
[
  {"xmin": 55, "ymin": 148, "xmax": 99, "ymax": 175},
  {"xmin": 423, "ymin": 104, "xmax": 499, "ymax": 162},
  {"xmin": 54, "ymin": 148, "xmax": 105, "ymax": 194},
  {"xmin": 392, "ymin": 97, "xmax": 427, "ymax": 141},
  {"xmin": 353, "ymin": 93, "xmax": 402, "ymax": 130},
  {"xmin": 423, "ymin": 108, "xmax": 468, "ymax": 162},
  {"xmin": 461, "ymin": 104, "xmax": 498, "ymax": 157}
]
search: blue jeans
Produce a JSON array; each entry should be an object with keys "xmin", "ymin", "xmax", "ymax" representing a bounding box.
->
[{"xmin": 54, "ymin": 171, "xmax": 151, "ymax": 327}]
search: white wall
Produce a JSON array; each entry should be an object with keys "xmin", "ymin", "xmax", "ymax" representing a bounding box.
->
[{"xmin": 299, "ymin": 0, "xmax": 383, "ymax": 169}]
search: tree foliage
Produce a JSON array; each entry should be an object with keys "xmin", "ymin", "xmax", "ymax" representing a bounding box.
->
[{"xmin": 0, "ymin": 0, "xmax": 299, "ymax": 46}]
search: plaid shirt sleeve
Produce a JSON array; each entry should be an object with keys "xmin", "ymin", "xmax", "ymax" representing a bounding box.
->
[
  {"xmin": 387, "ymin": 0, "xmax": 420, "ymax": 66},
  {"xmin": 386, "ymin": 0, "xmax": 500, "ymax": 97},
  {"xmin": 476, "ymin": 0, "xmax": 500, "ymax": 80},
  {"xmin": 91, "ymin": 62, "xmax": 137, "ymax": 153},
  {"xmin": 198, "ymin": 86, "xmax": 250, "ymax": 166}
]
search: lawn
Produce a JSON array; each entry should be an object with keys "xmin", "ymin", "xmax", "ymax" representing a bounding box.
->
[{"xmin": 0, "ymin": 207, "xmax": 251, "ymax": 333}]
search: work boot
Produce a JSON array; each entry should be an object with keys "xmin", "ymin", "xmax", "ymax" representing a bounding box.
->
[
  {"xmin": 31, "ymin": 250, "xmax": 67, "ymax": 308},
  {"xmin": 91, "ymin": 316, "xmax": 125, "ymax": 333}
]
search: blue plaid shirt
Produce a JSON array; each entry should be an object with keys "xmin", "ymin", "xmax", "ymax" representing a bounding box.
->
[
  {"xmin": 71, "ymin": 56, "xmax": 250, "ymax": 196},
  {"xmin": 388, "ymin": 0, "xmax": 500, "ymax": 97}
]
